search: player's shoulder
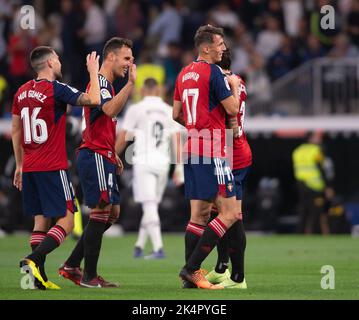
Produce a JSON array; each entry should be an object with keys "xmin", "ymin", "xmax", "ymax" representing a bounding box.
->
[
  {"xmin": 210, "ymin": 63, "xmax": 224, "ymax": 76},
  {"xmin": 53, "ymin": 80, "xmax": 79, "ymax": 93},
  {"xmin": 98, "ymin": 74, "xmax": 111, "ymax": 87}
]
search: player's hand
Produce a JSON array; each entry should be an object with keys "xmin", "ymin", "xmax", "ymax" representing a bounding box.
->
[
  {"xmin": 227, "ymin": 115, "xmax": 240, "ymax": 138},
  {"xmin": 227, "ymin": 74, "xmax": 240, "ymax": 89},
  {"xmin": 115, "ymin": 154, "xmax": 124, "ymax": 175},
  {"xmin": 86, "ymin": 51, "xmax": 100, "ymax": 75},
  {"xmin": 13, "ymin": 167, "xmax": 22, "ymax": 191},
  {"xmin": 128, "ymin": 63, "xmax": 137, "ymax": 85}
]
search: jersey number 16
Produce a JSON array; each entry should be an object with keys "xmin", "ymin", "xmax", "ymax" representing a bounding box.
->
[{"xmin": 21, "ymin": 107, "xmax": 48, "ymax": 144}]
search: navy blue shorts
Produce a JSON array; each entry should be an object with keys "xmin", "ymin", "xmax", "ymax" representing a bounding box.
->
[
  {"xmin": 232, "ymin": 166, "xmax": 251, "ymax": 200},
  {"xmin": 77, "ymin": 149, "xmax": 120, "ymax": 208},
  {"xmin": 184, "ymin": 156, "xmax": 236, "ymax": 200},
  {"xmin": 22, "ymin": 170, "xmax": 76, "ymax": 218}
]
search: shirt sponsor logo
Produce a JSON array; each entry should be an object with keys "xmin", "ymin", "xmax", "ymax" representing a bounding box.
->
[{"xmin": 101, "ymin": 88, "xmax": 112, "ymax": 100}]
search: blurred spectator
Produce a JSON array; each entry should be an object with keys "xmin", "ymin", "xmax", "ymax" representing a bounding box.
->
[
  {"xmin": 231, "ymin": 22, "xmax": 252, "ymax": 74},
  {"xmin": 209, "ymin": 1, "xmax": 240, "ymax": 36},
  {"xmin": 328, "ymin": 32, "xmax": 359, "ymax": 57},
  {"xmin": 163, "ymin": 41, "xmax": 183, "ymax": 92},
  {"xmin": 0, "ymin": 75, "xmax": 8, "ymax": 117},
  {"xmin": 346, "ymin": 0, "xmax": 359, "ymax": 47},
  {"xmin": 292, "ymin": 131, "xmax": 333, "ymax": 234},
  {"xmin": 0, "ymin": 0, "xmax": 12, "ymax": 75},
  {"xmin": 148, "ymin": 0, "xmax": 182, "ymax": 57},
  {"xmin": 114, "ymin": 0, "xmax": 145, "ymax": 58},
  {"xmin": 300, "ymin": 34, "xmax": 327, "ymax": 63},
  {"xmin": 267, "ymin": 35, "xmax": 300, "ymax": 80},
  {"xmin": 79, "ymin": 0, "xmax": 106, "ymax": 55},
  {"xmin": 8, "ymin": 29, "xmax": 38, "ymax": 96},
  {"xmin": 134, "ymin": 48, "xmax": 165, "ymax": 101},
  {"xmin": 266, "ymin": 0, "xmax": 285, "ymax": 31},
  {"xmin": 256, "ymin": 15, "xmax": 284, "ymax": 61},
  {"xmin": 282, "ymin": 0, "xmax": 303, "ymax": 37},
  {"xmin": 246, "ymin": 52, "xmax": 272, "ymax": 114},
  {"xmin": 60, "ymin": 0, "xmax": 86, "ymax": 88}
]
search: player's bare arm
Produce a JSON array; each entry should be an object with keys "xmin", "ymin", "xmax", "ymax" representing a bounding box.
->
[
  {"xmin": 172, "ymin": 100, "xmax": 185, "ymax": 126},
  {"xmin": 219, "ymin": 74, "xmax": 240, "ymax": 116},
  {"xmin": 226, "ymin": 75, "xmax": 241, "ymax": 137},
  {"xmin": 76, "ymin": 51, "xmax": 101, "ymax": 106},
  {"xmin": 102, "ymin": 63, "xmax": 136, "ymax": 118},
  {"xmin": 11, "ymin": 115, "xmax": 23, "ymax": 191}
]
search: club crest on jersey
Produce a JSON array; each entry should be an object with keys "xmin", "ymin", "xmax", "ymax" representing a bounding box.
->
[
  {"xmin": 101, "ymin": 88, "xmax": 112, "ymax": 99},
  {"xmin": 227, "ymin": 182, "xmax": 233, "ymax": 192}
]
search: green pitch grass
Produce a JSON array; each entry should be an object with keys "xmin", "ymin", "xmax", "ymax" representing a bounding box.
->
[{"xmin": 0, "ymin": 233, "xmax": 358, "ymax": 300}]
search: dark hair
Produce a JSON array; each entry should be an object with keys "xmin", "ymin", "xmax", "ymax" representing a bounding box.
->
[
  {"xmin": 143, "ymin": 77, "xmax": 158, "ymax": 90},
  {"xmin": 30, "ymin": 46, "xmax": 55, "ymax": 72},
  {"xmin": 216, "ymin": 48, "xmax": 231, "ymax": 70},
  {"xmin": 194, "ymin": 25, "xmax": 224, "ymax": 48},
  {"xmin": 103, "ymin": 37, "xmax": 133, "ymax": 59}
]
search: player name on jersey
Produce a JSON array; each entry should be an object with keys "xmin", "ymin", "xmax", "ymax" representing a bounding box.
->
[
  {"xmin": 182, "ymin": 72, "xmax": 200, "ymax": 82},
  {"xmin": 17, "ymin": 90, "xmax": 47, "ymax": 103}
]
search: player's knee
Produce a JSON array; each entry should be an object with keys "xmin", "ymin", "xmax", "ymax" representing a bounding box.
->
[
  {"xmin": 191, "ymin": 213, "xmax": 210, "ymax": 226},
  {"xmin": 57, "ymin": 211, "xmax": 75, "ymax": 234},
  {"xmin": 108, "ymin": 206, "xmax": 120, "ymax": 224},
  {"xmin": 33, "ymin": 216, "xmax": 51, "ymax": 232}
]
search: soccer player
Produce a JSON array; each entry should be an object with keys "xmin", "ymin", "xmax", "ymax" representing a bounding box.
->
[
  {"xmin": 172, "ymin": 25, "xmax": 241, "ymax": 289},
  {"xmin": 205, "ymin": 48, "xmax": 252, "ymax": 289},
  {"xmin": 59, "ymin": 37, "xmax": 136, "ymax": 288},
  {"xmin": 12, "ymin": 46, "xmax": 101, "ymax": 289},
  {"xmin": 116, "ymin": 77, "xmax": 180, "ymax": 259}
]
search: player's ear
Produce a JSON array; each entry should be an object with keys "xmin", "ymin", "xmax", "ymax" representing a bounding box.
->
[
  {"xmin": 203, "ymin": 44, "xmax": 210, "ymax": 54},
  {"xmin": 108, "ymin": 51, "xmax": 115, "ymax": 62},
  {"xmin": 47, "ymin": 57, "xmax": 53, "ymax": 69}
]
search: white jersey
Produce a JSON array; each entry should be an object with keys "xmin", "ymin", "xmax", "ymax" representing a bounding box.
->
[{"xmin": 122, "ymin": 96, "xmax": 179, "ymax": 172}]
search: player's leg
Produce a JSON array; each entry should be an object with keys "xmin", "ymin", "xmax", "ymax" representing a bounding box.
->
[
  {"xmin": 142, "ymin": 201, "xmax": 165, "ymax": 259},
  {"xmin": 30, "ymin": 215, "xmax": 51, "ymax": 285},
  {"xmin": 218, "ymin": 199, "xmax": 247, "ymax": 288},
  {"xmin": 180, "ymin": 158, "xmax": 238, "ymax": 289},
  {"xmin": 185, "ymin": 199, "xmax": 211, "ymax": 262},
  {"xmin": 60, "ymin": 206, "xmax": 118, "ymax": 283},
  {"xmin": 144, "ymin": 170, "xmax": 169, "ymax": 259},
  {"xmin": 218, "ymin": 167, "xmax": 250, "ymax": 288},
  {"xmin": 22, "ymin": 170, "xmax": 76, "ymax": 289},
  {"xmin": 132, "ymin": 166, "xmax": 150, "ymax": 257},
  {"xmin": 205, "ymin": 205, "xmax": 230, "ymax": 284},
  {"xmin": 182, "ymin": 161, "xmax": 209, "ymax": 265},
  {"xmin": 82, "ymin": 204, "xmax": 111, "ymax": 282},
  {"xmin": 73, "ymin": 151, "xmax": 119, "ymax": 288}
]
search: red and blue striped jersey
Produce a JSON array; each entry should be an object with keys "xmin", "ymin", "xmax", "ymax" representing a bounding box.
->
[
  {"xmin": 174, "ymin": 60, "xmax": 232, "ymax": 158},
  {"xmin": 230, "ymin": 75, "xmax": 252, "ymax": 170},
  {"xmin": 79, "ymin": 74, "xmax": 117, "ymax": 164},
  {"xmin": 12, "ymin": 79, "xmax": 81, "ymax": 172}
]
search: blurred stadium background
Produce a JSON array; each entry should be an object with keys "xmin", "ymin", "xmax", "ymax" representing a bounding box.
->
[{"xmin": 0, "ymin": 0, "xmax": 359, "ymax": 238}]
